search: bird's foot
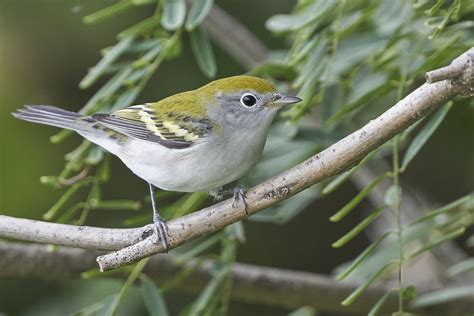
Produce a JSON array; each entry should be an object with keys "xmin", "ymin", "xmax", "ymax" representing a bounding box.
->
[
  {"xmin": 232, "ymin": 186, "xmax": 249, "ymax": 215},
  {"xmin": 152, "ymin": 218, "xmax": 170, "ymax": 252}
]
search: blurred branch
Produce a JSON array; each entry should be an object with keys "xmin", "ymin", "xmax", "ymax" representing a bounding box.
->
[
  {"xmin": 3, "ymin": 240, "xmax": 474, "ymax": 314},
  {"xmin": 198, "ymin": 1, "xmax": 269, "ymax": 69},
  {"xmin": 0, "ymin": 48, "xmax": 472, "ymax": 271},
  {"xmin": 0, "ymin": 240, "xmax": 412, "ymax": 314}
]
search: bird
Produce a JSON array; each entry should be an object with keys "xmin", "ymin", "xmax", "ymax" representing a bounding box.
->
[{"xmin": 13, "ymin": 75, "xmax": 302, "ymax": 250}]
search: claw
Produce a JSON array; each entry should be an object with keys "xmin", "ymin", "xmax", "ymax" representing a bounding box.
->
[
  {"xmin": 152, "ymin": 219, "xmax": 170, "ymax": 252},
  {"xmin": 232, "ymin": 186, "xmax": 249, "ymax": 215}
]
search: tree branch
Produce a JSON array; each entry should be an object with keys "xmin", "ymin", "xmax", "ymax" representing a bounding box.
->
[
  {"xmin": 200, "ymin": 3, "xmax": 269, "ymax": 69},
  {"xmin": 0, "ymin": 240, "xmax": 404, "ymax": 314},
  {"xmin": 1, "ymin": 46, "xmax": 471, "ymax": 271}
]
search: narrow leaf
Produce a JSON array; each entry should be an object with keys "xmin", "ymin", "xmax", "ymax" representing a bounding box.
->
[
  {"xmin": 189, "ymin": 26, "xmax": 217, "ymax": 78},
  {"xmin": 83, "ymin": 0, "xmax": 133, "ymax": 25},
  {"xmin": 288, "ymin": 306, "xmax": 317, "ymax": 316},
  {"xmin": 161, "ymin": 0, "xmax": 186, "ymax": 31},
  {"xmin": 185, "ymin": 0, "xmax": 213, "ymax": 31},
  {"xmin": 80, "ymin": 36, "xmax": 135, "ymax": 89},
  {"xmin": 447, "ymin": 258, "xmax": 474, "ymax": 276},
  {"xmin": 188, "ymin": 265, "xmax": 229, "ymax": 316},
  {"xmin": 337, "ymin": 232, "xmax": 391, "ymax": 280},
  {"xmin": 93, "ymin": 200, "xmax": 141, "ymax": 211},
  {"xmin": 176, "ymin": 233, "xmax": 223, "ymax": 262},
  {"xmin": 43, "ymin": 178, "xmax": 95, "ymax": 221},
  {"xmin": 118, "ymin": 15, "xmax": 161, "ymax": 39},
  {"xmin": 410, "ymin": 194, "xmax": 472, "ymax": 226},
  {"xmin": 409, "ymin": 227, "xmax": 466, "ymax": 259},
  {"xmin": 341, "ymin": 261, "xmax": 395, "ymax": 306},
  {"xmin": 401, "ymin": 102, "xmax": 452, "ymax": 171},
  {"xmin": 411, "ymin": 285, "xmax": 474, "ymax": 308},
  {"xmin": 330, "ymin": 173, "xmax": 387, "ymax": 222},
  {"xmin": 140, "ymin": 274, "xmax": 169, "ymax": 316},
  {"xmin": 367, "ymin": 292, "xmax": 391, "ymax": 316},
  {"xmin": 332, "ymin": 206, "xmax": 386, "ymax": 248}
]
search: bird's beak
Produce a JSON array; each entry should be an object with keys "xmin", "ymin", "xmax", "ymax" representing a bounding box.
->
[{"xmin": 268, "ymin": 94, "xmax": 302, "ymax": 107}]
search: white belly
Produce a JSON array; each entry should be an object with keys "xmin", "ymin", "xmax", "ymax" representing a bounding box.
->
[{"xmin": 116, "ymin": 131, "xmax": 267, "ymax": 192}]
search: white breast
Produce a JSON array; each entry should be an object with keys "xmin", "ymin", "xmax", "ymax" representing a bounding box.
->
[{"xmin": 115, "ymin": 126, "xmax": 268, "ymax": 192}]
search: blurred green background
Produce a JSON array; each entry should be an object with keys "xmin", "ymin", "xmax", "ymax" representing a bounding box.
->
[{"xmin": 0, "ymin": 0, "xmax": 473, "ymax": 315}]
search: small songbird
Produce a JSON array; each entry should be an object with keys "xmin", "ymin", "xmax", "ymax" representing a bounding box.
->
[{"xmin": 13, "ymin": 75, "xmax": 302, "ymax": 249}]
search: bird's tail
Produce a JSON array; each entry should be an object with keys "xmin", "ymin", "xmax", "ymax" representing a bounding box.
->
[{"xmin": 12, "ymin": 105, "xmax": 88, "ymax": 131}]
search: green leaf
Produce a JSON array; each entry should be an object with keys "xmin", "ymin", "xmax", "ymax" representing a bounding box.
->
[
  {"xmin": 185, "ymin": 0, "xmax": 213, "ymax": 31},
  {"xmin": 266, "ymin": 0, "xmax": 337, "ymax": 32},
  {"xmin": 161, "ymin": 0, "xmax": 186, "ymax": 31},
  {"xmin": 140, "ymin": 275, "xmax": 169, "ymax": 316},
  {"xmin": 409, "ymin": 194, "xmax": 472, "ymax": 226},
  {"xmin": 79, "ymin": 36, "xmax": 135, "ymax": 89},
  {"xmin": 367, "ymin": 292, "xmax": 391, "ymax": 316},
  {"xmin": 409, "ymin": 227, "xmax": 466, "ymax": 259},
  {"xmin": 330, "ymin": 173, "xmax": 388, "ymax": 222},
  {"xmin": 175, "ymin": 233, "xmax": 223, "ymax": 262},
  {"xmin": 402, "ymin": 285, "xmax": 417, "ymax": 300},
  {"xmin": 50, "ymin": 129, "xmax": 74, "ymax": 144},
  {"xmin": 332, "ymin": 206, "xmax": 386, "ymax": 248},
  {"xmin": 341, "ymin": 261, "xmax": 395, "ymax": 306},
  {"xmin": 43, "ymin": 177, "xmax": 95, "ymax": 221},
  {"xmin": 118, "ymin": 15, "xmax": 161, "ymax": 39},
  {"xmin": 189, "ymin": 26, "xmax": 217, "ymax": 78},
  {"xmin": 401, "ymin": 102, "xmax": 452, "ymax": 171},
  {"xmin": 101, "ymin": 258, "xmax": 150, "ymax": 316},
  {"xmin": 325, "ymin": 70, "xmax": 389, "ymax": 125},
  {"xmin": 79, "ymin": 67, "xmax": 134, "ymax": 115},
  {"xmin": 92, "ymin": 200, "xmax": 141, "ymax": 211},
  {"xmin": 411, "ymin": 285, "xmax": 474, "ymax": 308},
  {"xmin": 187, "ymin": 265, "xmax": 230, "ymax": 316},
  {"xmin": 249, "ymin": 63, "xmax": 298, "ymax": 81},
  {"xmin": 85, "ymin": 146, "xmax": 104, "ymax": 165},
  {"xmin": 384, "ymin": 185, "xmax": 401, "ymax": 208},
  {"xmin": 336, "ymin": 232, "xmax": 391, "ymax": 280},
  {"xmin": 83, "ymin": 0, "xmax": 133, "ymax": 25},
  {"xmin": 447, "ymin": 258, "xmax": 474, "ymax": 276},
  {"xmin": 288, "ymin": 306, "xmax": 317, "ymax": 316}
]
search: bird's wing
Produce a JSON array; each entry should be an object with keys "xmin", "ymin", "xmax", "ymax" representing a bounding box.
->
[{"xmin": 91, "ymin": 104, "xmax": 212, "ymax": 149}]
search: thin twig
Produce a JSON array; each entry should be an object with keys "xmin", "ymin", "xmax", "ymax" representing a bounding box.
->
[{"xmin": 425, "ymin": 47, "xmax": 473, "ymax": 85}]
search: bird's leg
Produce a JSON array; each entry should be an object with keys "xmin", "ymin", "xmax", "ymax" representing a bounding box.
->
[
  {"xmin": 148, "ymin": 183, "xmax": 170, "ymax": 252},
  {"xmin": 232, "ymin": 186, "xmax": 249, "ymax": 215}
]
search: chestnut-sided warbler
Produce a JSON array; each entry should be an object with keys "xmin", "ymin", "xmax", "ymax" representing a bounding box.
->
[{"xmin": 13, "ymin": 75, "xmax": 301, "ymax": 249}]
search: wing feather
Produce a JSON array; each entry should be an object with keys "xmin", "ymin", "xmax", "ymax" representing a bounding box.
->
[{"xmin": 90, "ymin": 104, "xmax": 210, "ymax": 149}]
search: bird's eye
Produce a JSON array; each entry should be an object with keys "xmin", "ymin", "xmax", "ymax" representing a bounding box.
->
[{"xmin": 240, "ymin": 93, "xmax": 257, "ymax": 107}]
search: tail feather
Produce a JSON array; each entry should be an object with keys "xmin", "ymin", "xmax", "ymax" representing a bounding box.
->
[{"xmin": 13, "ymin": 105, "xmax": 85, "ymax": 131}]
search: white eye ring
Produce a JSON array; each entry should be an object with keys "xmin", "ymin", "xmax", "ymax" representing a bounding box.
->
[{"xmin": 240, "ymin": 93, "xmax": 257, "ymax": 107}]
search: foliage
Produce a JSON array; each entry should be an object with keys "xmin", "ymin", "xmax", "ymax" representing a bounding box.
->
[{"xmin": 28, "ymin": 0, "xmax": 473, "ymax": 314}]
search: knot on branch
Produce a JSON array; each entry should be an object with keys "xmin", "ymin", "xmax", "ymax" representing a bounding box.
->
[
  {"xmin": 425, "ymin": 47, "xmax": 474, "ymax": 97},
  {"xmin": 264, "ymin": 186, "xmax": 291, "ymax": 199}
]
